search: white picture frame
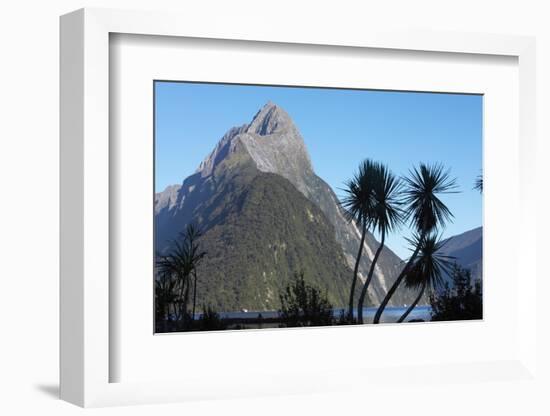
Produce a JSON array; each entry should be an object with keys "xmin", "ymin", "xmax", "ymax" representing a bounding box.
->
[{"xmin": 60, "ymin": 7, "xmax": 538, "ymax": 408}]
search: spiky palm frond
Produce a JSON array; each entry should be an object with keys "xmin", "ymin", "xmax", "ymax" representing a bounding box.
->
[
  {"xmin": 340, "ymin": 159, "xmax": 404, "ymax": 232},
  {"xmin": 180, "ymin": 223, "xmax": 206, "ymax": 267},
  {"xmin": 339, "ymin": 159, "xmax": 379, "ymax": 228},
  {"xmin": 370, "ymin": 163, "xmax": 403, "ymax": 236},
  {"xmin": 402, "ymin": 163, "xmax": 458, "ymax": 234},
  {"xmin": 157, "ymin": 240, "xmax": 192, "ymax": 278},
  {"xmin": 157, "ymin": 223, "xmax": 206, "ymax": 278},
  {"xmin": 474, "ymin": 174, "xmax": 483, "ymax": 193},
  {"xmin": 403, "ymin": 233, "xmax": 455, "ymax": 291}
]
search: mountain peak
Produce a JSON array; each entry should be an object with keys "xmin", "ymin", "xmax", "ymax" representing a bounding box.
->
[
  {"xmin": 197, "ymin": 102, "xmax": 313, "ymax": 185},
  {"xmin": 247, "ymin": 101, "xmax": 293, "ymax": 135}
]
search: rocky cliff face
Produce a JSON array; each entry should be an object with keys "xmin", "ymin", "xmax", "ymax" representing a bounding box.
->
[
  {"xmin": 156, "ymin": 102, "xmax": 418, "ymax": 308},
  {"xmin": 195, "ymin": 102, "xmax": 313, "ymax": 195}
]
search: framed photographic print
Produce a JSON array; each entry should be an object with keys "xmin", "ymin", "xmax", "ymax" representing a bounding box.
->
[
  {"xmin": 153, "ymin": 81, "xmax": 483, "ymax": 333},
  {"xmin": 60, "ymin": 8, "xmax": 538, "ymax": 408}
]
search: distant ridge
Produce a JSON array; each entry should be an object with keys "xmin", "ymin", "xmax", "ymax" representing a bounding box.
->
[{"xmin": 440, "ymin": 226, "xmax": 483, "ymax": 283}]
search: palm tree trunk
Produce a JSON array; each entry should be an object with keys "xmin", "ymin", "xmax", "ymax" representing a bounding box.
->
[
  {"xmin": 183, "ymin": 277, "xmax": 191, "ymax": 318},
  {"xmin": 373, "ymin": 241, "xmax": 423, "ymax": 324},
  {"xmin": 192, "ymin": 270, "xmax": 198, "ymax": 322},
  {"xmin": 349, "ymin": 222, "xmax": 367, "ymax": 319},
  {"xmin": 357, "ymin": 230, "xmax": 385, "ymax": 324},
  {"xmin": 397, "ymin": 281, "xmax": 426, "ymax": 323},
  {"xmin": 177, "ymin": 273, "xmax": 190, "ymax": 322},
  {"xmin": 176, "ymin": 274, "xmax": 186, "ymax": 322}
]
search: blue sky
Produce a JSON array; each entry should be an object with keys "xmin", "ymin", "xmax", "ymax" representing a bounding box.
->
[{"xmin": 155, "ymin": 81, "xmax": 482, "ymax": 259}]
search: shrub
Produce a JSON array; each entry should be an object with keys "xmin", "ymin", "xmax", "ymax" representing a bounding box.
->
[
  {"xmin": 279, "ymin": 272, "xmax": 334, "ymax": 327},
  {"xmin": 334, "ymin": 309, "xmax": 357, "ymax": 325},
  {"xmin": 430, "ymin": 264, "xmax": 482, "ymax": 321},
  {"xmin": 197, "ymin": 305, "xmax": 227, "ymax": 331}
]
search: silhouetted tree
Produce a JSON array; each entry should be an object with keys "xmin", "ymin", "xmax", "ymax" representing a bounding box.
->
[
  {"xmin": 279, "ymin": 272, "xmax": 333, "ymax": 327},
  {"xmin": 155, "ymin": 270, "xmax": 178, "ymax": 330},
  {"xmin": 373, "ymin": 163, "xmax": 458, "ymax": 324},
  {"xmin": 198, "ymin": 305, "xmax": 227, "ymax": 331},
  {"xmin": 356, "ymin": 162, "xmax": 402, "ymax": 324},
  {"xmin": 335, "ymin": 309, "xmax": 352, "ymax": 325},
  {"xmin": 396, "ymin": 233, "xmax": 454, "ymax": 322},
  {"xmin": 474, "ymin": 173, "xmax": 483, "ymax": 193},
  {"xmin": 156, "ymin": 223, "xmax": 206, "ymax": 330},
  {"xmin": 341, "ymin": 160, "xmax": 377, "ymax": 320},
  {"xmin": 430, "ymin": 264, "xmax": 482, "ymax": 321}
]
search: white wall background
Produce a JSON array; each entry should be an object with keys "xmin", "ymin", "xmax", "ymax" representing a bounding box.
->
[{"xmin": 0, "ymin": 1, "xmax": 548, "ymax": 415}]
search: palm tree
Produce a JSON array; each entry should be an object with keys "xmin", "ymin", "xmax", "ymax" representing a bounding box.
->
[
  {"xmin": 155, "ymin": 270, "xmax": 178, "ymax": 326},
  {"xmin": 356, "ymin": 163, "xmax": 402, "ymax": 324},
  {"xmin": 157, "ymin": 241, "xmax": 190, "ymax": 322},
  {"xmin": 474, "ymin": 173, "xmax": 483, "ymax": 193},
  {"xmin": 156, "ymin": 224, "xmax": 206, "ymax": 325},
  {"xmin": 184, "ymin": 224, "xmax": 206, "ymax": 322},
  {"xmin": 340, "ymin": 159, "xmax": 378, "ymax": 320},
  {"xmin": 396, "ymin": 233, "xmax": 454, "ymax": 323},
  {"xmin": 373, "ymin": 163, "xmax": 457, "ymax": 324}
]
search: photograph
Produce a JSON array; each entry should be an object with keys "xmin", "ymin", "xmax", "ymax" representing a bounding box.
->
[{"xmin": 154, "ymin": 81, "xmax": 483, "ymax": 333}]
